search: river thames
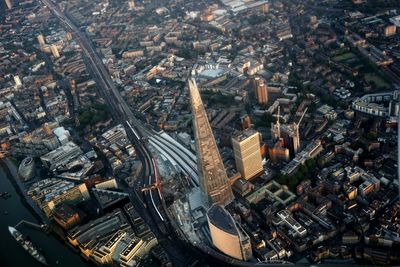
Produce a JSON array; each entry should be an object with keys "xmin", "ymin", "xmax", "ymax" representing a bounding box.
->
[{"xmin": 0, "ymin": 161, "xmax": 91, "ymax": 267}]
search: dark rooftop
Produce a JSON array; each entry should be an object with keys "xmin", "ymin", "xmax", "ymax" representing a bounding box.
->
[
  {"xmin": 207, "ymin": 204, "xmax": 238, "ymax": 236},
  {"xmin": 54, "ymin": 203, "xmax": 78, "ymax": 221}
]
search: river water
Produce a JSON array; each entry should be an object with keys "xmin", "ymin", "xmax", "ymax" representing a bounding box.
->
[{"xmin": 0, "ymin": 162, "xmax": 91, "ymax": 267}]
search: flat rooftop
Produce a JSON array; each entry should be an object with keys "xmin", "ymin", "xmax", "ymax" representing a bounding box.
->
[{"xmin": 232, "ymin": 128, "xmax": 259, "ymax": 142}]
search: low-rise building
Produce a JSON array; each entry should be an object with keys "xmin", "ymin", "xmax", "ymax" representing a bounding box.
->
[
  {"xmin": 53, "ymin": 203, "xmax": 81, "ymax": 229},
  {"xmin": 40, "ymin": 141, "xmax": 83, "ymax": 170},
  {"xmin": 28, "ymin": 178, "xmax": 89, "ymax": 217}
]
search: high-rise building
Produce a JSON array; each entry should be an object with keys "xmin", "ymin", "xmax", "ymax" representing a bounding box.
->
[
  {"xmin": 232, "ymin": 129, "xmax": 263, "ymax": 180},
  {"xmin": 268, "ymin": 143, "xmax": 290, "ymax": 162},
  {"xmin": 5, "ymin": 0, "xmax": 12, "ymax": 9},
  {"xmin": 207, "ymin": 205, "xmax": 253, "ymax": 261},
  {"xmin": 280, "ymin": 124, "xmax": 300, "ymax": 158},
  {"xmin": 188, "ymin": 79, "xmax": 233, "ymax": 206},
  {"xmin": 240, "ymin": 114, "xmax": 251, "ymax": 130},
  {"xmin": 253, "ymin": 77, "xmax": 268, "ymax": 104},
  {"xmin": 271, "ymin": 107, "xmax": 306, "ymax": 158}
]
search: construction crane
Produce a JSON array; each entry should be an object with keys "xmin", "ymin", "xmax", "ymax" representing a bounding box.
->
[
  {"xmin": 277, "ymin": 105, "xmax": 281, "ymax": 140},
  {"xmin": 296, "ymin": 107, "xmax": 308, "ymax": 127},
  {"xmin": 294, "ymin": 107, "xmax": 308, "ymax": 137},
  {"xmin": 290, "ymin": 107, "xmax": 308, "ymax": 154},
  {"xmin": 141, "ymin": 182, "xmax": 163, "ymax": 193}
]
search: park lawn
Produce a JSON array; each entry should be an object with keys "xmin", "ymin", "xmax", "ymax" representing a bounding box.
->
[
  {"xmin": 332, "ymin": 52, "xmax": 356, "ymax": 62},
  {"xmin": 364, "ymin": 73, "xmax": 390, "ymax": 89}
]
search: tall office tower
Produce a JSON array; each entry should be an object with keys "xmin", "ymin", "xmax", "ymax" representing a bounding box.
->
[
  {"xmin": 37, "ymin": 34, "xmax": 46, "ymax": 46},
  {"xmin": 51, "ymin": 45, "xmax": 60, "ymax": 58},
  {"xmin": 268, "ymin": 145, "xmax": 290, "ymax": 162},
  {"xmin": 188, "ymin": 79, "xmax": 234, "ymax": 206},
  {"xmin": 253, "ymin": 77, "xmax": 268, "ymax": 104},
  {"xmin": 5, "ymin": 0, "xmax": 12, "ymax": 9},
  {"xmin": 280, "ymin": 124, "xmax": 300, "ymax": 158},
  {"xmin": 232, "ymin": 129, "xmax": 263, "ymax": 180},
  {"xmin": 207, "ymin": 205, "xmax": 253, "ymax": 261}
]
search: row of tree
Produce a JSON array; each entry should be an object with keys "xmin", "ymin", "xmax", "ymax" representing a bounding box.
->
[{"xmin": 277, "ymin": 158, "xmax": 317, "ymax": 191}]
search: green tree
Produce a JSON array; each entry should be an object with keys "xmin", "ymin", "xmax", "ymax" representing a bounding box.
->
[
  {"xmin": 366, "ymin": 132, "xmax": 377, "ymax": 141},
  {"xmin": 305, "ymin": 158, "xmax": 316, "ymax": 170},
  {"xmin": 255, "ymin": 113, "xmax": 276, "ymax": 128}
]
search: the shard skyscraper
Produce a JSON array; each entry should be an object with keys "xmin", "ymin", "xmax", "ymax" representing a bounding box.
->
[{"xmin": 188, "ymin": 79, "xmax": 234, "ymax": 207}]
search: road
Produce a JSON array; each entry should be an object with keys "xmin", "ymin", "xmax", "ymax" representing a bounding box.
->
[{"xmin": 39, "ymin": 0, "xmax": 198, "ymax": 265}]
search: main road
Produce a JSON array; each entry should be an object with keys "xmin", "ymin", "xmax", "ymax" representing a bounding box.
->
[{"xmin": 39, "ymin": 0, "xmax": 198, "ymax": 265}]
